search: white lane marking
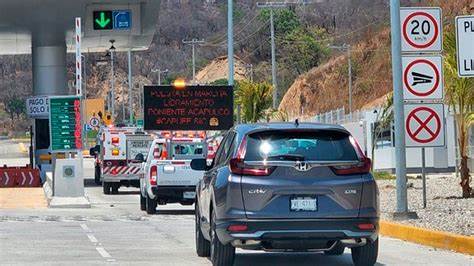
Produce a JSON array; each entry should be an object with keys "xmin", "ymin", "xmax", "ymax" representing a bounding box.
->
[
  {"xmin": 96, "ymin": 247, "xmax": 112, "ymax": 258},
  {"xmin": 80, "ymin": 223, "xmax": 90, "ymax": 232},
  {"xmin": 87, "ymin": 233, "xmax": 98, "ymax": 243}
]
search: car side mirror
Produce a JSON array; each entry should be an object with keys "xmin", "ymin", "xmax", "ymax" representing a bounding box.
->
[
  {"xmin": 191, "ymin": 158, "xmax": 209, "ymax": 171},
  {"xmin": 134, "ymin": 153, "xmax": 145, "ymax": 163}
]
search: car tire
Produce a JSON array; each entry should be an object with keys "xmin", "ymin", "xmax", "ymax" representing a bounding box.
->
[
  {"xmin": 146, "ymin": 193, "xmax": 157, "ymax": 214},
  {"xmin": 210, "ymin": 209, "xmax": 235, "ymax": 266},
  {"xmin": 324, "ymin": 241, "xmax": 345, "ymax": 255},
  {"xmin": 111, "ymin": 185, "xmax": 119, "ymax": 195},
  {"xmin": 140, "ymin": 192, "xmax": 146, "ymax": 211},
  {"xmin": 351, "ymin": 238, "xmax": 379, "ymax": 266},
  {"xmin": 94, "ymin": 165, "xmax": 101, "ymax": 185},
  {"xmin": 195, "ymin": 202, "xmax": 210, "ymax": 257},
  {"xmin": 102, "ymin": 182, "xmax": 111, "ymax": 195}
]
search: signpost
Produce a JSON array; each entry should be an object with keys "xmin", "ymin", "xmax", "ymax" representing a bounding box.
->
[
  {"xmin": 402, "ymin": 55, "xmax": 444, "ymax": 100},
  {"xmin": 49, "ymin": 96, "xmax": 82, "ymax": 152},
  {"xmin": 26, "ymin": 96, "xmax": 49, "ymax": 118},
  {"xmin": 455, "ymin": 15, "xmax": 474, "ymax": 77},
  {"xmin": 400, "ymin": 7, "xmax": 445, "ymax": 210},
  {"xmin": 404, "ymin": 104, "xmax": 445, "ymax": 147},
  {"xmin": 93, "ymin": 10, "xmax": 131, "ymax": 30},
  {"xmin": 400, "ymin": 7, "xmax": 442, "ymax": 53},
  {"xmin": 143, "ymin": 85, "xmax": 234, "ymax": 131}
]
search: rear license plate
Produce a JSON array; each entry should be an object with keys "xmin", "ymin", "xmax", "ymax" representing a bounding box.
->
[
  {"xmin": 183, "ymin": 191, "xmax": 196, "ymax": 199},
  {"xmin": 290, "ymin": 197, "xmax": 317, "ymax": 212}
]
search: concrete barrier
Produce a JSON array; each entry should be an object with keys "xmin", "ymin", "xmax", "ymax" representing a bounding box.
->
[{"xmin": 43, "ymin": 158, "xmax": 90, "ymax": 208}]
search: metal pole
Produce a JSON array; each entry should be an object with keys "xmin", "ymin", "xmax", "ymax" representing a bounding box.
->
[
  {"xmin": 348, "ymin": 45, "xmax": 352, "ymax": 115},
  {"xmin": 421, "ymin": 147, "xmax": 427, "ymax": 209},
  {"xmin": 270, "ymin": 8, "xmax": 278, "ymax": 109},
  {"xmin": 110, "ymin": 49, "xmax": 115, "ymax": 120},
  {"xmin": 390, "ymin": 0, "xmax": 408, "ymax": 214},
  {"xmin": 128, "ymin": 49, "xmax": 133, "ymax": 124},
  {"xmin": 158, "ymin": 69, "xmax": 161, "ymax": 85},
  {"xmin": 228, "ymin": 0, "xmax": 234, "ymax": 86},
  {"xmin": 192, "ymin": 40, "xmax": 196, "ymax": 84}
]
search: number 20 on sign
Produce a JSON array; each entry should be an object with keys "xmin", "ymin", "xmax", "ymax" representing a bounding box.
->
[{"xmin": 400, "ymin": 7, "xmax": 443, "ymax": 53}]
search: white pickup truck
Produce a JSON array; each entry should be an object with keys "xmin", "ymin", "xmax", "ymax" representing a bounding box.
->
[{"xmin": 140, "ymin": 136, "xmax": 207, "ymax": 214}]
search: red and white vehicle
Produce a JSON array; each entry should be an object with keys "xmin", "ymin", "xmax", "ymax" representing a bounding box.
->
[
  {"xmin": 140, "ymin": 132, "xmax": 207, "ymax": 214},
  {"xmin": 91, "ymin": 126, "xmax": 152, "ymax": 194}
]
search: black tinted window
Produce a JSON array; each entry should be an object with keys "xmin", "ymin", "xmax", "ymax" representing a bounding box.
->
[{"xmin": 245, "ymin": 130, "xmax": 358, "ymax": 161}]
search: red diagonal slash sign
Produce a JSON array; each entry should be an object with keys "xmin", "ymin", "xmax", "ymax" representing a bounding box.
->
[{"xmin": 406, "ymin": 107, "xmax": 441, "ymax": 143}]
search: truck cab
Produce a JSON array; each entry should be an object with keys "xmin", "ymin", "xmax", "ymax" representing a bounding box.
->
[{"xmin": 92, "ymin": 126, "xmax": 152, "ymax": 194}]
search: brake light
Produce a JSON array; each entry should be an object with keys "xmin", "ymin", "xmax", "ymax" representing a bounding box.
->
[
  {"xmin": 111, "ymin": 168, "xmax": 118, "ymax": 175},
  {"xmin": 357, "ymin": 223, "xmax": 375, "ymax": 230},
  {"xmin": 227, "ymin": 224, "xmax": 248, "ymax": 232},
  {"xmin": 171, "ymin": 161, "xmax": 186, "ymax": 165},
  {"xmin": 229, "ymin": 136, "xmax": 275, "ymax": 176},
  {"xmin": 331, "ymin": 157, "xmax": 372, "ymax": 175},
  {"xmin": 150, "ymin": 165, "xmax": 157, "ymax": 185},
  {"xmin": 111, "ymin": 137, "xmax": 119, "ymax": 145}
]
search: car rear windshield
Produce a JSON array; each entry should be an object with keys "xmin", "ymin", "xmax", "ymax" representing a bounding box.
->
[
  {"xmin": 170, "ymin": 142, "xmax": 206, "ymax": 159},
  {"xmin": 245, "ymin": 130, "xmax": 358, "ymax": 161}
]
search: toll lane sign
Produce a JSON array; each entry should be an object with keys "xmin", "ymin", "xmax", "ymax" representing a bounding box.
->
[
  {"xmin": 456, "ymin": 15, "xmax": 474, "ymax": 77},
  {"xmin": 405, "ymin": 104, "xmax": 445, "ymax": 147},
  {"xmin": 401, "ymin": 8, "xmax": 442, "ymax": 53},
  {"xmin": 402, "ymin": 56, "xmax": 443, "ymax": 100}
]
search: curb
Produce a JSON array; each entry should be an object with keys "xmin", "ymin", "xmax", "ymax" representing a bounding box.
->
[{"xmin": 380, "ymin": 220, "xmax": 474, "ymax": 256}]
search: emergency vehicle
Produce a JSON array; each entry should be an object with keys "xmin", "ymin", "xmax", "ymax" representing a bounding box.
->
[
  {"xmin": 140, "ymin": 131, "xmax": 207, "ymax": 214},
  {"xmin": 91, "ymin": 126, "xmax": 153, "ymax": 194}
]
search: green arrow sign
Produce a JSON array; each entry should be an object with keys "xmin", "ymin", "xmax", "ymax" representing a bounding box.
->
[{"xmin": 93, "ymin": 11, "xmax": 113, "ymax": 30}]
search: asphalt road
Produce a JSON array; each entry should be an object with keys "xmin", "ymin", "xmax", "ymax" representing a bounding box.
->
[{"xmin": 0, "ymin": 159, "xmax": 473, "ymax": 265}]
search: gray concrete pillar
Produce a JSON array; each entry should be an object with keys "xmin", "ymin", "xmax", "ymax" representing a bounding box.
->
[{"xmin": 32, "ymin": 46, "xmax": 68, "ymax": 96}]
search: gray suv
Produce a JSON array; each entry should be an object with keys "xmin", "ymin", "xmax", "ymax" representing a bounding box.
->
[{"xmin": 191, "ymin": 123, "xmax": 379, "ymax": 266}]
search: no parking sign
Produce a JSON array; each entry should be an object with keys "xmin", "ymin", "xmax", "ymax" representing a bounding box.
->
[{"xmin": 404, "ymin": 104, "xmax": 445, "ymax": 147}]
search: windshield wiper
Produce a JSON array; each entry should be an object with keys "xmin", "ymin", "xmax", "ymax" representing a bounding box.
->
[{"xmin": 266, "ymin": 154, "xmax": 305, "ymax": 161}]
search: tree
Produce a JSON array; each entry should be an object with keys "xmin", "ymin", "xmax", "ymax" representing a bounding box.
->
[
  {"xmin": 235, "ymin": 80, "xmax": 273, "ymax": 123},
  {"xmin": 444, "ymin": 25, "xmax": 474, "ymax": 198},
  {"xmin": 3, "ymin": 95, "xmax": 26, "ymax": 128}
]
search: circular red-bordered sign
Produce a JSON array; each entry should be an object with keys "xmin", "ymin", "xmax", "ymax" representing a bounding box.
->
[
  {"xmin": 406, "ymin": 107, "xmax": 441, "ymax": 143},
  {"xmin": 402, "ymin": 11, "xmax": 439, "ymax": 49},
  {"xmin": 403, "ymin": 59, "xmax": 440, "ymax": 97}
]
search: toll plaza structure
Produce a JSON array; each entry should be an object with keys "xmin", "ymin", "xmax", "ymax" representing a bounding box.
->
[{"xmin": 0, "ymin": 1, "xmax": 160, "ymax": 171}]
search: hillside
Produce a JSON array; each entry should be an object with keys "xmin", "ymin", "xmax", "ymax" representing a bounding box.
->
[{"xmin": 279, "ymin": 0, "xmax": 473, "ymax": 118}]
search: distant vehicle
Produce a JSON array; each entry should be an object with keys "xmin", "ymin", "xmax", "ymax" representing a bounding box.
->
[
  {"xmin": 90, "ymin": 126, "xmax": 153, "ymax": 194},
  {"xmin": 191, "ymin": 122, "xmax": 379, "ymax": 266},
  {"xmin": 140, "ymin": 132, "xmax": 208, "ymax": 214}
]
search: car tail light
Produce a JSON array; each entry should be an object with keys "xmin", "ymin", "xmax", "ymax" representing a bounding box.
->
[
  {"xmin": 357, "ymin": 223, "xmax": 375, "ymax": 230},
  {"xmin": 111, "ymin": 168, "xmax": 118, "ymax": 175},
  {"xmin": 229, "ymin": 136, "xmax": 275, "ymax": 176},
  {"xmin": 331, "ymin": 157, "xmax": 372, "ymax": 175},
  {"xmin": 111, "ymin": 137, "xmax": 119, "ymax": 145},
  {"xmin": 171, "ymin": 161, "xmax": 186, "ymax": 165},
  {"xmin": 227, "ymin": 224, "xmax": 248, "ymax": 232},
  {"xmin": 150, "ymin": 165, "xmax": 157, "ymax": 186}
]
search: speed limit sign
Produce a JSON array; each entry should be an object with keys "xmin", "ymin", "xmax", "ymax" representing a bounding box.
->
[{"xmin": 400, "ymin": 7, "xmax": 442, "ymax": 53}]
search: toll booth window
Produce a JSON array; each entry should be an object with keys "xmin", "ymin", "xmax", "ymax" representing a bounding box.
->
[{"xmin": 35, "ymin": 119, "xmax": 50, "ymax": 150}]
